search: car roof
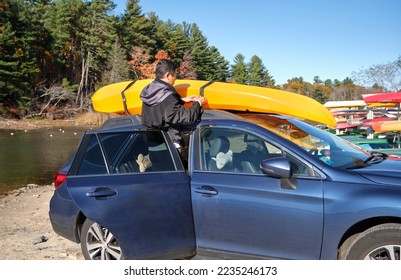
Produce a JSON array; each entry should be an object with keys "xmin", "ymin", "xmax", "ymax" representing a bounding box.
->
[
  {"xmin": 99, "ymin": 110, "xmax": 250, "ymax": 130},
  {"xmin": 100, "ymin": 115, "xmax": 142, "ymax": 129}
]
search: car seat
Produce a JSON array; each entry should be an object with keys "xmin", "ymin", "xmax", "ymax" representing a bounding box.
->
[
  {"xmin": 238, "ymin": 134, "xmax": 267, "ymax": 173},
  {"xmin": 208, "ymin": 136, "xmax": 235, "ymax": 171}
]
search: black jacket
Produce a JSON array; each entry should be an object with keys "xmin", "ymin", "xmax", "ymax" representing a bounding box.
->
[{"xmin": 140, "ymin": 79, "xmax": 203, "ymax": 145}]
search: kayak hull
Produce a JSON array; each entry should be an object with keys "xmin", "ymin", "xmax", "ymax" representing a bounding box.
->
[
  {"xmin": 371, "ymin": 120, "xmax": 401, "ymax": 133},
  {"xmin": 92, "ymin": 79, "xmax": 336, "ymax": 127},
  {"xmin": 362, "ymin": 92, "xmax": 401, "ymax": 104}
]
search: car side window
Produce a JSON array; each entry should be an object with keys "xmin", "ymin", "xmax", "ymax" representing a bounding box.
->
[
  {"xmin": 199, "ymin": 127, "xmax": 313, "ymax": 177},
  {"xmin": 199, "ymin": 127, "xmax": 271, "ymax": 173},
  {"xmin": 115, "ymin": 131, "xmax": 176, "ymax": 173},
  {"xmin": 77, "ymin": 134, "xmax": 124, "ymax": 175},
  {"xmin": 77, "ymin": 131, "xmax": 176, "ymax": 176},
  {"xmin": 282, "ymin": 151, "xmax": 314, "ymax": 177}
]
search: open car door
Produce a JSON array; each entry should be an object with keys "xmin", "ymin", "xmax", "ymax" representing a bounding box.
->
[{"xmin": 67, "ymin": 130, "xmax": 195, "ymax": 259}]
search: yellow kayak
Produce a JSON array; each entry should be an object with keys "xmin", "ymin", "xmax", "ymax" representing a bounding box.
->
[{"xmin": 92, "ymin": 79, "xmax": 337, "ymax": 127}]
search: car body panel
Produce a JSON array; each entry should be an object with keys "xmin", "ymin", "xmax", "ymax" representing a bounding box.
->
[
  {"xmin": 66, "ymin": 172, "xmax": 195, "ymax": 259},
  {"xmin": 190, "ymin": 170, "xmax": 324, "ymax": 259}
]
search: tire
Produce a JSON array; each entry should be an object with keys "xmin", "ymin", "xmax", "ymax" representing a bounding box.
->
[
  {"xmin": 338, "ymin": 223, "xmax": 401, "ymax": 260},
  {"xmin": 80, "ymin": 219, "xmax": 123, "ymax": 260}
]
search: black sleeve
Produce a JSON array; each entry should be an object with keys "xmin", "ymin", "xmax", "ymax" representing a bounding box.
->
[{"xmin": 163, "ymin": 94, "xmax": 203, "ymax": 125}]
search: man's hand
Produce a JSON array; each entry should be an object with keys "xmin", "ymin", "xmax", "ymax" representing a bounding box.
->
[
  {"xmin": 181, "ymin": 95, "xmax": 197, "ymax": 103},
  {"xmin": 182, "ymin": 95, "xmax": 207, "ymax": 106}
]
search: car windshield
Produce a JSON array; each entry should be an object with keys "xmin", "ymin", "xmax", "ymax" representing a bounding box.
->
[{"xmin": 241, "ymin": 114, "xmax": 383, "ymax": 169}]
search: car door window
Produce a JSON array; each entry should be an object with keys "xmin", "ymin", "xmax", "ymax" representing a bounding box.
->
[
  {"xmin": 199, "ymin": 127, "xmax": 313, "ymax": 177},
  {"xmin": 115, "ymin": 131, "xmax": 176, "ymax": 173},
  {"xmin": 199, "ymin": 127, "xmax": 270, "ymax": 173},
  {"xmin": 77, "ymin": 133, "xmax": 127, "ymax": 175},
  {"xmin": 76, "ymin": 131, "xmax": 175, "ymax": 175}
]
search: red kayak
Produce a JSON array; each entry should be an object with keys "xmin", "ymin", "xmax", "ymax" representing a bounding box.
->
[
  {"xmin": 360, "ymin": 117, "xmax": 396, "ymax": 127},
  {"xmin": 362, "ymin": 92, "xmax": 401, "ymax": 103}
]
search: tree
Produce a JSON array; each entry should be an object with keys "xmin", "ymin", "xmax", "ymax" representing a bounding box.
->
[
  {"xmin": 0, "ymin": 0, "xmax": 38, "ymax": 107},
  {"xmin": 179, "ymin": 51, "xmax": 197, "ymax": 79},
  {"xmin": 352, "ymin": 56, "xmax": 401, "ymax": 91},
  {"xmin": 329, "ymin": 85, "xmax": 368, "ymax": 101},
  {"xmin": 25, "ymin": 0, "xmax": 52, "ymax": 85},
  {"xmin": 44, "ymin": 0, "xmax": 85, "ymax": 82},
  {"xmin": 324, "ymin": 79, "xmax": 334, "ymax": 89},
  {"xmin": 333, "ymin": 79, "xmax": 342, "ymax": 87},
  {"xmin": 342, "ymin": 77, "xmax": 354, "ymax": 86},
  {"xmin": 287, "ymin": 77, "xmax": 304, "ymax": 83},
  {"xmin": 311, "ymin": 84, "xmax": 330, "ymax": 104},
  {"xmin": 247, "ymin": 55, "xmax": 275, "ymax": 87},
  {"xmin": 150, "ymin": 18, "xmax": 190, "ymax": 65},
  {"xmin": 128, "ymin": 47, "xmax": 154, "ymax": 79},
  {"xmin": 118, "ymin": 0, "xmax": 155, "ymax": 59},
  {"xmin": 231, "ymin": 54, "xmax": 248, "ymax": 84},
  {"xmin": 204, "ymin": 46, "xmax": 229, "ymax": 81},
  {"xmin": 313, "ymin": 76, "xmax": 323, "ymax": 84},
  {"xmin": 76, "ymin": 0, "xmax": 116, "ymax": 108},
  {"xmin": 100, "ymin": 38, "xmax": 130, "ymax": 86},
  {"xmin": 186, "ymin": 23, "xmax": 213, "ymax": 80}
]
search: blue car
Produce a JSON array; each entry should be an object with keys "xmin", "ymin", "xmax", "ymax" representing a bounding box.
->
[{"xmin": 49, "ymin": 110, "xmax": 401, "ymax": 260}]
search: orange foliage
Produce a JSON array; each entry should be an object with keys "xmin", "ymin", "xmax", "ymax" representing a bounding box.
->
[
  {"xmin": 128, "ymin": 49, "xmax": 172, "ymax": 79},
  {"xmin": 154, "ymin": 50, "xmax": 170, "ymax": 61},
  {"xmin": 283, "ymin": 81, "xmax": 307, "ymax": 95},
  {"xmin": 311, "ymin": 83, "xmax": 331, "ymax": 96}
]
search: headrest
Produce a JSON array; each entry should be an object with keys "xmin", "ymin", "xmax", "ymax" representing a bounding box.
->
[
  {"xmin": 210, "ymin": 136, "xmax": 230, "ymax": 157},
  {"xmin": 244, "ymin": 134, "xmax": 258, "ymax": 142}
]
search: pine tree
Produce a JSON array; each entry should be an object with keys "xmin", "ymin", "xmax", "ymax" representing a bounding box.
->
[
  {"xmin": 204, "ymin": 46, "xmax": 229, "ymax": 81},
  {"xmin": 100, "ymin": 38, "xmax": 130, "ymax": 85},
  {"xmin": 78, "ymin": 0, "xmax": 116, "ymax": 101},
  {"xmin": 231, "ymin": 54, "xmax": 248, "ymax": 84},
  {"xmin": 247, "ymin": 55, "xmax": 275, "ymax": 87},
  {"xmin": 312, "ymin": 85, "xmax": 328, "ymax": 104},
  {"xmin": 118, "ymin": 0, "xmax": 155, "ymax": 58},
  {"xmin": 44, "ymin": 0, "xmax": 85, "ymax": 82},
  {"xmin": 186, "ymin": 23, "xmax": 211, "ymax": 80},
  {"xmin": 0, "ymin": 0, "xmax": 38, "ymax": 107}
]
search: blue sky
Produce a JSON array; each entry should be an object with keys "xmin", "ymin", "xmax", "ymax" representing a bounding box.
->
[{"xmin": 112, "ymin": 0, "xmax": 401, "ymax": 85}]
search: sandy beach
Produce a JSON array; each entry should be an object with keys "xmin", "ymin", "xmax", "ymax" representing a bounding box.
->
[{"xmin": 0, "ymin": 184, "xmax": 83, "ymax": 260}]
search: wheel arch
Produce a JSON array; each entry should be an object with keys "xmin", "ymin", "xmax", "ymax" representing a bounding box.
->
[
  {"xmin": 337, "ymin": 216, "xmax": 401, "ymax": 259},
  {"xmin": 75, "ymin": 211, "xmax": 87, "ymax": 243}
]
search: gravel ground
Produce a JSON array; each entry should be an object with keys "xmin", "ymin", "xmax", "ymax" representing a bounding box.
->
[{"xmin": 0, "ymin": 184, "xmax": 83, "ymax": 260}]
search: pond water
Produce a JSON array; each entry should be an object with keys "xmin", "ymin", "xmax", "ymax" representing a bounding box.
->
[{"xmin": 0, "ymin": 126, "xmax": 94, "ymax": 195}]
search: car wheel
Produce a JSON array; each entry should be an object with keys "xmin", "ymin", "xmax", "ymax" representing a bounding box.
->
[
  {"xmin": 338, "ymin": 223, "xmax": 401, "ymax": 260},
  {"xmin": 80, "ymin": 219, "xmax": 123, "ymax": 260}
]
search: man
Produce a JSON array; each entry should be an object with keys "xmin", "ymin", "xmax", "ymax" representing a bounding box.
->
[{"xmin": 140, "ymin": 60, "xmax": 207, "ymax": 151}]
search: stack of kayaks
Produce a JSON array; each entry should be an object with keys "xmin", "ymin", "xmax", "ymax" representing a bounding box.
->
[{"xmin": 362, "ymin": 92, "xmax": 401, "ymax": 133}]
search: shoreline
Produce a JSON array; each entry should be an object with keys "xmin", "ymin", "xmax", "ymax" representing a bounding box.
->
[
  {"xmin": 0, "ymin": 112, "xmax": 112, "ymax": 131},
  {"xmin": 0, "ymin": 118, "xmax": 78, "ymax": 130}
]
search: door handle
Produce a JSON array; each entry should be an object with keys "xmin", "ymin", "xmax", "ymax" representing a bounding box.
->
[
  {"xmin": 194, "ymin": 186, "xmax": 218, "ymax": 196},
  {"xmin": 86, "ymin": 188, "xmax": 117, "ymax": 198}
]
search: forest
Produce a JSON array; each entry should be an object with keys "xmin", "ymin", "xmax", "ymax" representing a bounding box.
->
[{"xmin": 1, "ymin": 0, "xmax": 400, "ymax": 120}]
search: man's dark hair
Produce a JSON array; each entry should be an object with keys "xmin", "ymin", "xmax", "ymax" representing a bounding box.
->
[{"xmin": 155, "ymin": 60, "xmax": 177, "ymax": 79}]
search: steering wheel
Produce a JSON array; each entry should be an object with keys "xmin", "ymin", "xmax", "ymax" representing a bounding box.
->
[{"xmin": 308, "ymin": 149, "xmax": 319, "ymax": 156}]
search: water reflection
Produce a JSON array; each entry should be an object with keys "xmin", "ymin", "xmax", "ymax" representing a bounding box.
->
[{"xmin": 0, "ymin": 126, "xmax": 93, "ymax": 194}]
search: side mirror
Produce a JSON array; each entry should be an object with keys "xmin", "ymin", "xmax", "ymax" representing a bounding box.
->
[
  {"xmin": 261, "ymin": 157, "xmax": 292, "ymax": 179},
  {"xmin": 261, "ymin": 157, "xmax": 297, "ymax": 189}
]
